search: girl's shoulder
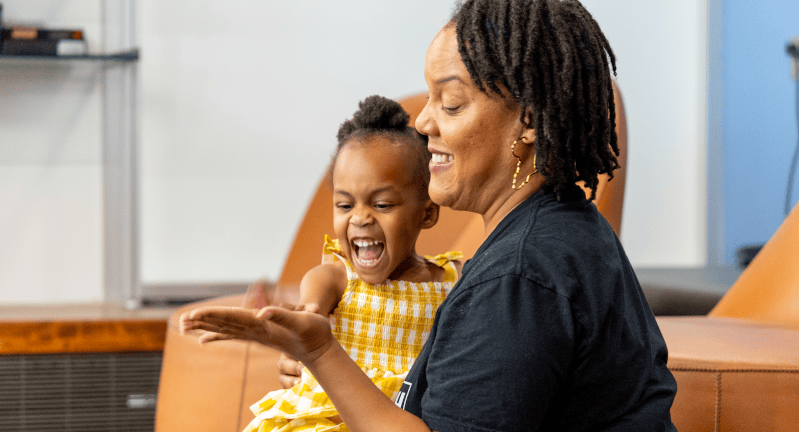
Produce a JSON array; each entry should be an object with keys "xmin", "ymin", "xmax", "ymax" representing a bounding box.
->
[
  {"xmin": 451, "ymin": 259, "xmax": 464, "ymax": 277},
  {"xmin": 300, "ymin": 260, "xmax": 349, "ymax": 307},
  {"xmin": 423, "ymin": 251, "xmax": 464, "ymax": 283},
  {"xmin": 305, "ymin": 260, "xmax": 348, "ymax": 281}
]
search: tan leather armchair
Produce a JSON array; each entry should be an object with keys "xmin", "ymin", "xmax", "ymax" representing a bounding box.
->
[
  {"xmin": 658, "ymin": 203, "xmax": 799, "ymax": 431},
  {"xmin": 155, "ymin": 86, "xmax": 628, "ymax": 431}
]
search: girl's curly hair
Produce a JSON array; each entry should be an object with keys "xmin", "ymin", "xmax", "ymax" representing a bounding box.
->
[{"xmin": 333, "ymin": 95, "xmax": 431, "ymax": 198}]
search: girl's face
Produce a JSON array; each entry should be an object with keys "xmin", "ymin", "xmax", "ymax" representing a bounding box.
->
[
  {"xmin": 332, "ymin": 138, "xmax": 436, "ymax": 284},
  {"xmin": 415, "ymin": 26, "xmax": 531, "ymax": 216}
]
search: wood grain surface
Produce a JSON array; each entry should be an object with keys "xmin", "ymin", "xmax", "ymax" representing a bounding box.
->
[{"xmin": 0, "ymin": 303, "xmax": 174, "ymax": 355}]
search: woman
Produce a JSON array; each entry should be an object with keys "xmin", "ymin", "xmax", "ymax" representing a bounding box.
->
[{"xmin": 181, "ymin": 0, "xmax": 678, "ymax": 430}]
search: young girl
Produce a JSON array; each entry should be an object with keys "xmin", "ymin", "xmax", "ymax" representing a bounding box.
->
[{"xmin": 182, "ymin": 95, "xmax": 462, "ymax": 432}]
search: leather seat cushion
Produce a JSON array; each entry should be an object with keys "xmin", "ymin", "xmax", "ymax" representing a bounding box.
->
[{"xmin": 658, "ymin": 316, "xmax": 799, "ymax": 431}]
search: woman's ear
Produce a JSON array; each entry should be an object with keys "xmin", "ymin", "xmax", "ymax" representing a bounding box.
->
[
  {"xmin": 520, "ymin": 107, "xmax": 536, "ymax": 144},
  {"xmin": 421, "ymin": 199, "xmax": 439, "ymax": 229}
]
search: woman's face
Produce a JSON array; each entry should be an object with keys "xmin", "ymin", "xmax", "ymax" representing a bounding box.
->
[{"xmin": 416, "ymin": 26, "xmax": 529, "ymax": 215}]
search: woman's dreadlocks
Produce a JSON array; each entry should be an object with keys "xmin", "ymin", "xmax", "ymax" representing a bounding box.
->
[{"xmin": 452, "ymin": 0, "xmax": 619, "ymax": 200}]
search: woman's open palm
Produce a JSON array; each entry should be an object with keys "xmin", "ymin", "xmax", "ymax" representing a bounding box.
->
[{"xmin": 180, "ymin": 306, "xmax": 335, "ymax": 365}]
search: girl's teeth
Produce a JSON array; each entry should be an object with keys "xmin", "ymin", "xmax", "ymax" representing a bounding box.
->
[{"xmin": 353, "ymin": 239, "xmax": 384, "ymax": 266}]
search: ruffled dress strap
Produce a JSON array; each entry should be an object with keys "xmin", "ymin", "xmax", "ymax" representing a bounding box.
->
[
  {"xmin": 423, "ymin": 250, "xmax": 463, "ymax": 283},
  {"xmin": 322, "ymin": 235, "xmax": 358, "ymax": 281}
]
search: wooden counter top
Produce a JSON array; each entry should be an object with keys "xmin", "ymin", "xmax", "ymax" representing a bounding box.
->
[{"xmin": 0, "ymin": 303, "xmax": 177, "ymax": 355}]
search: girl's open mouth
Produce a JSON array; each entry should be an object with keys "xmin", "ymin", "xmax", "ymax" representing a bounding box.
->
[{"xmin": 352, "ymin": 238, "xmax": 385, "ymax": 268}]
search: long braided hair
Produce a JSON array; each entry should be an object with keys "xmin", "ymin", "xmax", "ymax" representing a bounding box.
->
[{"xmin": 451, "ymin": 0, "xmax": 618, "ymax": 200}]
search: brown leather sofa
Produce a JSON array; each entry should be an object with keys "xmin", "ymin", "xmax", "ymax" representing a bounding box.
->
[
  {"xmin": 155, "ymin": 87, "xmax": 629, "ymax": 431},
  {"xmin": 658, "ymin": 203, "xmax": 799, "ymax": 431}
]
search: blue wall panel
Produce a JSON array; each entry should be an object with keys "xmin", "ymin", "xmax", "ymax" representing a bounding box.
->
[{"xmin": 722, "ymin": 0, "xmax": 799, "ymax": 263}]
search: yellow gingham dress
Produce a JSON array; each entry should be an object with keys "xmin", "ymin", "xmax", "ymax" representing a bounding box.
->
[{"xmin": 243, "ymin": 235, "xmax": 461, "ymax": 432}]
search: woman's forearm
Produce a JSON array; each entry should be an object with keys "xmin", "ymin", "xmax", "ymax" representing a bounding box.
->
[
  {"xmin": 181, "ymin": 306, "xmax": 431, "ymax": 430},
  {"xmin": 306, "ymin": 342, "xmax": 434, "ymax": 432}
]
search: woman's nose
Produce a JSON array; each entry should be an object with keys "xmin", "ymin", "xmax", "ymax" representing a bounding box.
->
[{"xmin": 415, "ymin": 97, "xmax": 436, "ymax": 137}]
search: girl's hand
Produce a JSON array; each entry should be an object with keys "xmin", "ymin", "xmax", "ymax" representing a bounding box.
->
[
  {"xmin": 278, "ymin": 353, "xmax": 303, "ymax": 388},
  {"xmin": 180, "ymin": 305, "xmax": 336, "ymax": 366},
  {"xmin": 297, "ymin": 303, "xmax": 321, "ymax": 314}
]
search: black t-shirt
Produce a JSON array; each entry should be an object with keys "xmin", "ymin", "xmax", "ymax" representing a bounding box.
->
[{"xmin": 398, "ymin": 190, "xmax": 677, "ymax": 431}]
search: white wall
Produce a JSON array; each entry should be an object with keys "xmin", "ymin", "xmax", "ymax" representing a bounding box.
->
[
  {"xmin": 582, "ymin": 0, "xmax": 708, "ymax": 267},
  {"xmin": 0, "ymin": 0, "xmax": 708, "ymax": 303},
  {"xmin": 139, "ymin": 1, "xmax": 454, "ymax": 284},
  {"xmin": 0, "ymin": 1, "xmax": 104, "ymax": 303},
  {"xmin": 141, "ymin": 0, "xmax": 710, "ymax": 286}
]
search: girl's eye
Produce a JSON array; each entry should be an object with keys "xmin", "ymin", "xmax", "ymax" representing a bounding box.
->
[
  {"xmin": 336, "ymin": 203, "xmax": 352, "ymax": 211},
  {"xmin": 374, "ymin": 203, "xmax": 394, "ymax": 210}
]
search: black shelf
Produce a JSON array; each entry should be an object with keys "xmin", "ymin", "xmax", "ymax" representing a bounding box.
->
[{"xmin": 0, "ymin": 48, "xmax": 139, "ymax": 62}]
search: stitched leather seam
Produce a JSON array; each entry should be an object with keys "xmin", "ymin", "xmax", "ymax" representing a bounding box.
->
[
  {"xmin": 671, "ymin": 367, "xmax": 799, "ymax": 373},
  {"xmin": 237, "ymin": 342, "xmax": 252, "ymax": 432},
  {"xmin": 673, "ymin": 367, "xmax": 799, "ymax": 431},
  {"xmin": 713, "ymin": 372, "xmax": 721, "ymax": 432}
]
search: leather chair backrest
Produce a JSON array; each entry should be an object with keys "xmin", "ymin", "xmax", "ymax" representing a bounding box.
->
[{"xmin": 709, "ymin": 203, "xmax": 799, "ymax": 326}]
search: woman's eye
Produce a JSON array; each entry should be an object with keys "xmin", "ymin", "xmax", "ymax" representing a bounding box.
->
[{"xmin": 443, "ymin": 106, "xmax": 460, "ymax": 114}]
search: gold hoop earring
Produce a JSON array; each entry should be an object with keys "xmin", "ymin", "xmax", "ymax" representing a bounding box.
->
[{"xmin": 511, "ymin": 140, "xmax": 537, "ymax": 190}]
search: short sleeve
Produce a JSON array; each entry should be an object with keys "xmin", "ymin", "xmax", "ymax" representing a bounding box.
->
[{"xmin": 419, "ymin": 275, "xmax": 575, "ymax": 432}]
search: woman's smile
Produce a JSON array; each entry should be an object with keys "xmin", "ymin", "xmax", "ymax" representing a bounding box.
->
[{"xmin": 429, "ymin": 150, "xmax": 454, "ymax": 173}]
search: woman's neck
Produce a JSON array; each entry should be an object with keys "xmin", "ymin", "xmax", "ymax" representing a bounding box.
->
[{"xmin": 481, "ymin": 176, "xmax": 546, "ymax": 238}]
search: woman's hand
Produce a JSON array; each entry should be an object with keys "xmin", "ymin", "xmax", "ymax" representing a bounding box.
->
[
  {"xmin": 182, "ymin": 305, "xmax": 433, "ymax": 432},
  {"xmin": 180, "ymin": 305, "xmax": 336, "ymax": 365},
  {"xmin": 275, "ymin": 303, "xmax": 321, "ymax": 388}
]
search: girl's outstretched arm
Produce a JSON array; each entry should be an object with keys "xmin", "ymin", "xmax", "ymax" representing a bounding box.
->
[
  {"xmin": 181, "ymin": 306, "xmax": 436, "ymax": 432},
  {"xmin": 296, "ymin": 261, "xmax": 348, "ymax": 316}
]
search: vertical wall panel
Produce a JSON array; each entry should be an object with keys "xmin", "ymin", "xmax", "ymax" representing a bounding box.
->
[{"xmin": 721, "ymin": 0, "xmax": 799, "ymax": 264}]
